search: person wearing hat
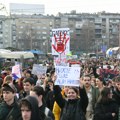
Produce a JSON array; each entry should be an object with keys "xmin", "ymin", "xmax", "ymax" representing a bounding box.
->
[{"xmin": 0, "ymin": 83, "xmax": 21, "ymax": 120}]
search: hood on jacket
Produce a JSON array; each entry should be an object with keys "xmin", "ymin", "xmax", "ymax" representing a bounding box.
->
[{"xmin": 21, "ymin": 96, "xmax": 40, "ymax": 120}]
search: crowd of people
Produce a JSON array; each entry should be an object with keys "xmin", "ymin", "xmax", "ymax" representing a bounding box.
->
[{"xmin": 0, "ymin": 58, "xmax": 119, "ymax": 120}]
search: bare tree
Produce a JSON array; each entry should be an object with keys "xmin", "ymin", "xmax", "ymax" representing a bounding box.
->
[
  {"xmin": 81, "ymin": 20, "xmax": 95, "ymax": 53},
  {"xmin": 17, "ymin": 24, "xmax": 37, "ymax": 50}
]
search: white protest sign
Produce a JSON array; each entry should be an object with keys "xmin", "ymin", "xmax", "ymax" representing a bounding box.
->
[
  {"xmin": 55, "ymin": 66, "xmax": 81, "ymax": 86},
  {"xmin": 12, "ymin": 64, "xmax": 21, "ymax": 78},
  {"xmin": 54, "ymin": 55, "xmax": 69, "ymax": 67},
  {"xmin": 51, "ymin": 28, "xmax": 70, "ymax": 55},
  {"xmin": 32, "ymin": 64, "xmax": 47, "ymax": 76}
]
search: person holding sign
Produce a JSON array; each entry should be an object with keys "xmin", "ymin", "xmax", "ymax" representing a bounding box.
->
[{"xmin": 52, "ymin": 76, "xmax": 88, "ymax": 120}]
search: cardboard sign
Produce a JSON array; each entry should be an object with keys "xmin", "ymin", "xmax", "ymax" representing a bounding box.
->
[{"xmin": 55, "ymin": 66, "xmax": 81, "ymax": 86}]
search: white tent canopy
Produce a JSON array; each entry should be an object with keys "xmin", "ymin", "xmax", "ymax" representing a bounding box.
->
[
  {"xmin": 106, "ymin": 48, "xmax": 112, "ymax": 55},
  {"xmin": 0, "ymin": 51, "xmax": 34, "ymax": 59},
  {"xmin": 106, "ymin": 47, "xmax": 120, "ymax": 56}
]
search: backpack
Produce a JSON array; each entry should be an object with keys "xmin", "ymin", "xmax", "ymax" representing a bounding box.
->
[
  {"xmin": 39, "ymin": 108, "xmax": 52, "ymax": 120},
  {"xmin": 44, "ymin": 107, "xmax": 53, "ymax": 120}
]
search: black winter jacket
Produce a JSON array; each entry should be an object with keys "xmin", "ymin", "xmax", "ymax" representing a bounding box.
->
[
  {"xmin": 113, "ymin": 88, "xmax": 120, "ymax": 106},
  {"xmin": 0, "ymin": 100, "xmax": 21, "ymax": 120},
  {"xmin": 93, "ymin": 99, "xmax": 118, "ymax": 120},
  {"xmin": 54, "ymin": 85, "xmax": 88, "ymax": 120}
]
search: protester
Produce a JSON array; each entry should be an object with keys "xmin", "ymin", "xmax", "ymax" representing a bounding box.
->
[
  {"xmin": 96, "ymin": 76, "xmax": 105, "ymax": 92},
  {"xmin": 83, "ymin": 74, "xmax": 100, "ymax": 120},
  {"xmin": 0, "ymin": 56, "xmax": 120, "ymax": 120},
  {"xmin": 25, "ymin": 70, "xmax": 32, "ymax": 78},
  {"xmin": 52, "ymin": 86, "xmax": 69, "ymax": 120},
  {"xmin": 0, "ymin": 83, "xmax": 21, "ymax": 120},
  {"xmin": 113, "ymin": 77, "xmax": 120, "ymax": 120},
  {"xmin": 93, "ymin": 87, "xmax": 118, "ymax": 120},
  {"xmin": 45, "ymin": 80, "xmax": 55, "ymax": 111},
  {"xmin": 5, "ymin": 67, "xmax": 12, "ymax": 75},
  {"xmin": 19, "ymin": 77, "xmax": 35, "ymax": 99},
  {"xmin": 30, "ymin": 85, "xmax": 55, "ymax": 120},
  {"xmin": 113, "ymin": 77, "xmax": 120, "ymax": 106},
  {"xmin": 19, "ymin": 95, "xmax": 41, "ymax": 120},
  {"xmin": 3, "ymin": 75, "xmax": 13, "ymax": 84},
  {"xmin": 52, "ymin": 76, "xmax": 88, "ymax": 120}
]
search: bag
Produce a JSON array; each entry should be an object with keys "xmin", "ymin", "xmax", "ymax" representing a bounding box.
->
[{"xmin": 5, "ymin": 107, "xmax": 15, "ymax": 120}]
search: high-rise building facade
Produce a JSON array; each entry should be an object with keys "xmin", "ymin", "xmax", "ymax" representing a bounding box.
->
[
  {"xmin": 55, "ymin": 11, "xmax": 120, "ymax": 53},
  {"xmin": 0, "ymin": 10, "xmax": 120, "ymax": 53}
]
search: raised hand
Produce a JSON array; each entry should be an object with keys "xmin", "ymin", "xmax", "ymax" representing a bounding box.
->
[
  {"xmin": 79, "ymin": 77, "xmax": 84, "ymax": 88},
  {"xmin": 52, "ymin": 74, "xmax": 57, "ymax": 83}
]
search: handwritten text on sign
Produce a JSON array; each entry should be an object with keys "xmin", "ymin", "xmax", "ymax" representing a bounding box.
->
[{"xmin": 55, "ymin": 66, "xmax": 81, "ymax": 86}]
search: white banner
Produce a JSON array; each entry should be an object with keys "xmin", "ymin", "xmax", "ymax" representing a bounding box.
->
[
  {"xmin": 55, "ymin": 66, "xmax": 81, "ymax": 86},
  {"xmin": 12, "ymin": 64, "xmax": 21, "ymax": 79},
  {"xmin": 32, "ymin": 64, "xmax": 47, "ymax": 76},
  {"xmin": 54, "ymin": 53, "xmax": 69, "ymax": 66},
  {"xmin": 51, "ymin": 28, "xmax": 70, "ymax": 55}
]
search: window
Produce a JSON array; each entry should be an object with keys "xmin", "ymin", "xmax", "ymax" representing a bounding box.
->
[
  {"xmin": 0, "ymin": 24, "xmax": 2, "ymax": 29},
  {"xmin": 13, "ymin": 36, "xmax": 16, "ymax": 40},
  {"xmin": 42, "ymin": 27, "xmax": 47, "ymax": 29},
  {"xmin": 42, "ymin": 36, "xmax": 46, "ymax": 39},
  {"xmin": 42, "ymin": 32, "xmax": 47, "ymax": 34}
]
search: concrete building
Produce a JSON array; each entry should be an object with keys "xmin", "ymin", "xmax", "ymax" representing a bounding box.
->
[
  {"xmin": 14, "ymin": 14, "xmax": 54, "ymax": 52},
  {"xmin": 1, "ymin": 10, "xmax": 120, "ymax": 54},
  {"xmin": 54, "ymin": 11, "xmax": 120, "ymax": 53},
  {"xmin": 0, "ymin": 15, "xmax": 13, "ymax": 48},
  {"xmin": 0, "ymin": 14, "xmax": 54, "ymax": 53}
]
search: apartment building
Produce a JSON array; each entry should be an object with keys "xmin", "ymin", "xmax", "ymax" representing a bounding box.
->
[
  {"xmin": 0, "ymin": 15, "xmax": 13, "ymax": 48},
  {"xmin": 0, "ymin": 11, "xmax": 120, "ymax": 53},
  {"xmin": 15, "ymin": 15, "xmax": 54, "ymax": 52},
  {"xmin": 54, "ymin": 11, "xmax": 120, "ymax": 53}
]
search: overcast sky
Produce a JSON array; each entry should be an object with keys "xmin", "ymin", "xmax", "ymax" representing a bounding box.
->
[{"xmin": 1, "ymin": 0, "xmax": 120, "ymax": 15}]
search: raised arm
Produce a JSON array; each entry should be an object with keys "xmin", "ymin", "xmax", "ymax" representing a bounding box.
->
[
  {"xmin": 52, "ymin": 75, "xmax": 66, "ymax": 109},
  {"xmin": 79, "ymin": 78, "xmax": 88, "ymax": 113}
]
